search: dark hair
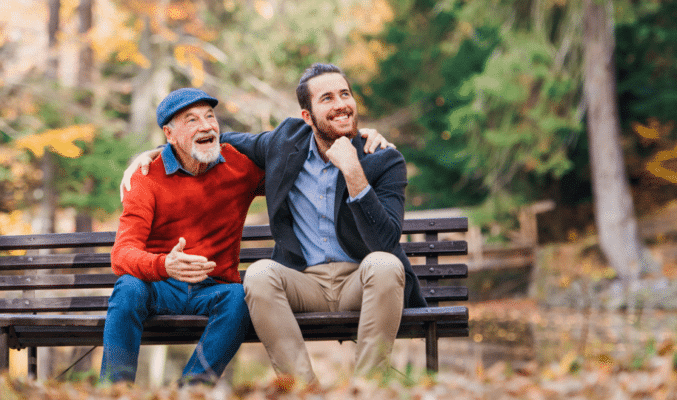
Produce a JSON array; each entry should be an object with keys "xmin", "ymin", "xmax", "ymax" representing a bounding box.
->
[{"xmin": 296, "ymin": 63, "xmax": 353, "ymax": 112}]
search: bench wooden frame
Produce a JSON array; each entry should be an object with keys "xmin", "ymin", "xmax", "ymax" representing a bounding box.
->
[{"xmin": 0, "ymin": 217, "xmax": 468, "ymax": 379}]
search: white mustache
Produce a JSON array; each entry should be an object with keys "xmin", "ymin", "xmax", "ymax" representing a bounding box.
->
[{"xmin": 193, "ymin": 130, "xmax": 218, "ymax": 143}]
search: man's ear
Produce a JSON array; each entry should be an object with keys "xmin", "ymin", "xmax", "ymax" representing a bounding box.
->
[
  {"xmin": 301, "ymin": 109, "xmax": 313, "ymax": 127},
  {"xmin": 163, "ymin": 125, "xmax": 174, "ymax": 144}
]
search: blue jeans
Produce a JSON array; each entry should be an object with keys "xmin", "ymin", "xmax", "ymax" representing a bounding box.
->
[{"xmin": 100, "ymin": 275, "xmax": 250, "ymax": 384}]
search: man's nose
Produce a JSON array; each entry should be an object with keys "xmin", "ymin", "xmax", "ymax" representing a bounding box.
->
[
  {"xmin": 198, "ymin": 117, "xmax": 212, "ymax": 130},
  {"xmin": 333, "ymin": 97, "xmax": 347, "ymax": 109}
]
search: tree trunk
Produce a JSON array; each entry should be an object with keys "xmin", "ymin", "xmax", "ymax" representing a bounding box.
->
[
  {"xmin": 77, "ymin": 0, "xmax": 94, "ymax": 93},
  {"xmin": 75, "ymin": 0, "xmax": 94, "ymax": 238},
  {"xmin": 129, "ymin": 17, "xmax": 156, "ymax": 143},
  {"xmin": 38, "ymin": 0, "xmax": 64, "ymax": 380},
  {"xmin": 582, "ymin": 0, "xmax": 650, "ymax": 280},
  {"xmin": 47, "ymin": 0, "xmax": 60, "ymax": 80}
]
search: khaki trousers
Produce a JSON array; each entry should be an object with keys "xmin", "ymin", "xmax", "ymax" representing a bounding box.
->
[{"xmin": 243, "ymin": 251, "xmax": 405, "ymax": 384}]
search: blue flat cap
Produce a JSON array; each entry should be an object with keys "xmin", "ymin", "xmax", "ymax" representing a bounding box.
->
[{"xmin": 156, "ymin": 88, "xmax": 218, "ymax": 128}]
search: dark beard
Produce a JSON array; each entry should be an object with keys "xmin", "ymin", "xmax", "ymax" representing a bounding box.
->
[{"xmin": 309, "ymin": 110, "xmax": 359, "ymax": 144}]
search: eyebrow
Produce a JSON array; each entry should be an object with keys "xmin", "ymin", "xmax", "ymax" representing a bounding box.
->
[
  {"xmin": 318, "ymin": 88, "xmax": 350, "ymax": 100},
  {"xmin": 181, "ymin": 109, "xmax": 213, "ymax": 120}
]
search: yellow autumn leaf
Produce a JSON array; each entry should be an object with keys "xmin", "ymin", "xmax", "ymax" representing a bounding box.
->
[
  {"xmin": 632, "ymin": 121, "xmax": 660, "ymax": 140},
  {"xmin": 174, "ymin": 45, "xmax": 187, "ymax": 65},
  {"xmin": 117, "ymin": 41, "xmax": 150, "ymax": 68},
  {"xmin": 0, "ymin": 211, "xmax": 32, "ymax": 244},
  {"xmin": 14, "ymin": 125, "xmax": 96, "ymax": 158},
  {"xmin": 49, "ymin": 142, "xmax": 83, "ymax": 158},
  {"xmin": 632, "ymin": 118, "xmax": 675, "ymax": 141},
  {"xmin": 645, "ymin": 144, "xmax": 677, "ymax": 184},
  {"xmin": 189, "ymin": 56, "xmax": 205, "ymax": 87}
]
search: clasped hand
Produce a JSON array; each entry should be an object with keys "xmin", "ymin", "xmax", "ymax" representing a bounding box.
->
[{"xmin": 165, "ymin": 237, "xmax": 215, "ymax": 283}]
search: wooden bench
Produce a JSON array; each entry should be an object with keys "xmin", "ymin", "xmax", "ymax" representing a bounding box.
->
[{"xmin": 0, "ymin": 217, "xmax": 469, "ymax": 379}]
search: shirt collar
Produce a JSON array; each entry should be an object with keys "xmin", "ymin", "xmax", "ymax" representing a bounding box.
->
[
  {"xmin": 307, "ymin": 134, "xmax": 321, "ymax": 162},
  {"xmin": 161, "ymin": 144, "xmax": 225, "ymax": 176}
]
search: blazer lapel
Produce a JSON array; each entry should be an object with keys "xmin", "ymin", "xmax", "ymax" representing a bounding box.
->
[{"xmin": 270, "ymin": 136, "xmax": 310, "ymax": 217}]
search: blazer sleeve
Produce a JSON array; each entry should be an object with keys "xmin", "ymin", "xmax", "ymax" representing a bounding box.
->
[
  {"xmin": 345, "ymin": 148, "xmax": 407, "ymax": 253},
  {"xmin": 220, "ymin": 118, "xmax": 308, "ymax": 170}
]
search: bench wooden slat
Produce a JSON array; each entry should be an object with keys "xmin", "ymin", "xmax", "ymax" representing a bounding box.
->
[
  {"xmin": 401, "ymin": 218, "xmax": 468, "ymax": 233},
  {"xmin": 0, "ymin": 306, "xmax": 467, "ymax": 328},
  {"xmin": 0, "ymin": 218, "xmax": 466, "ymax": 251},
  {"xmin": 0, "ymin": 283, "xmax": 465, "ymax": 313},
  {"xmin": 0, "ymin": 232, "xmax": 117, "ymax": 251},
  {"xmin": 0, "ymin": 253, "xmax": 111, "ymax": 271},
  {"xmin": 412, "ymin": 263, "xmax": 468, "ymax": 279},
  {"xmin": 0, "ymin": 268, "xmax": 469, "ymax": 292},
  {"xmin": 239, "ymin": 241, "xmax": 467, "ymax": 262},
  {"xmin": 1, "ymin": 306, "xmax": 468, "ymax": 348},
  {"xmin": 0, "ymin": 264, "xmax": 468, "ymax": 291},
  {"xmin": 0, "ymin": 274, "xmax": 118, "ymax": 290},
  {"xmin": 5, "ymin": 325, "xmax": 470, "ymax": 348},
  {"xmin": 1, "ymin": 241, "xmax": 466, "ymax": 270},
  {"xmin": 6, "ymin": 322, "xmax": 469, "ymax": 348},
  {"xmin": 420, "ymin": 286, "xmax": 468, "ymax": 301},
  {"xmin": 0, "ymin": 296, "xmax": 109, "ymax": 313}
]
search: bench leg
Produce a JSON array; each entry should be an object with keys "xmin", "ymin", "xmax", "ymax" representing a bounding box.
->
[
  {"xmin": 28, "ymin": 347, "xmax": 37, "ymax": 379},
  {"xmin": 0, "ymin": 328, "xmax": 8, "ymax": 371},
  {"xmin": 425, "ymin": 322, "xmax": 439, "ymax": 373}
]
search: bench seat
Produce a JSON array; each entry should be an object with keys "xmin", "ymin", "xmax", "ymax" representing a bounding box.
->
[{"xmin": 0, "ymin": 217, "xmax": 469, "ymax": 378}]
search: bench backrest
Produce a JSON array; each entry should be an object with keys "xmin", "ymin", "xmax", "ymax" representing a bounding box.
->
[{"xmin": 0, "ymin": 218, "xmax": 468, "ymax": 314}]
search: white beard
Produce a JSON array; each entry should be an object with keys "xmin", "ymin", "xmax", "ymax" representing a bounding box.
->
[{"xmin": 191, "ymin": 130, "xmax": 220, "ymax": 164}]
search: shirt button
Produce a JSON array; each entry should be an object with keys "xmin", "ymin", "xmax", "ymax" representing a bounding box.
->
[
  {"xmin": 320, "ymin": 195, "xmax": 324, "ymax": 199},
  {"xmin": 323, "ymin": 238, "xmax": 327, "ymax": 242}
]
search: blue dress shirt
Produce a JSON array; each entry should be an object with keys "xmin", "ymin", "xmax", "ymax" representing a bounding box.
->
[{"xmin": 287, "ymin": 135, "xmax": 371, "ymax": 266}]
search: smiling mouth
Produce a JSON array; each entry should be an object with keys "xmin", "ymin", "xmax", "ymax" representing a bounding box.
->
[
  {"xmin": 331, "ymin": 113, "xmax": 352, "ymax": 122},
  {"xmin": 195, "ymin": 136, "xmax": 216, "ymax": 145}
]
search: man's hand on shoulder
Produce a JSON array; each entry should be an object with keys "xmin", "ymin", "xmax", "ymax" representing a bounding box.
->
[
  {"xmin": 359, "ymin": 128, "xmax": 396, "ymax": 154},
  {"xmin": 164, "ymin": 237, "xmax": 216, "ymax": 283},
  {"xmin": 120, "ymin": 148, "xmax": 163, "ymax": 201}
]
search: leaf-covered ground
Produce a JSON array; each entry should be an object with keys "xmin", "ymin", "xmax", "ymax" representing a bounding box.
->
[{"xmin": 2, "ymin": 355, "xmax": 677, "ymax": 400}]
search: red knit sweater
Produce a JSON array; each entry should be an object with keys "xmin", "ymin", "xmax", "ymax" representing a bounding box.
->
[{"xmin": 111, "ymin": 144, "xmax": 264, "ymax": 283}]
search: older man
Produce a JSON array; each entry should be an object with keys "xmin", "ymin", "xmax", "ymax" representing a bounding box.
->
[{"xmin": 100, "ymin": 88, "xmax": 264, "ymax": 385}]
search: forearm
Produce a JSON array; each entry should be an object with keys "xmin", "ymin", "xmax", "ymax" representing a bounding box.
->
[
  {"xmin": 347, "ymin": 152, "xmax": 407, "ymax": 251},
  {"xmin": 342, "ymin": 163, "xmax": 369, "ymax": 198},
  {"xmin": 111, "ymin": 239, "xmax": 168, "ymax": 281},
  {"xmin": 113, "ymin": 175, "xmax": 168, "ymax": 281}
]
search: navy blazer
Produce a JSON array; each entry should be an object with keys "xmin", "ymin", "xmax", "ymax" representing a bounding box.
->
[{"xmin": 222, "ymin": 118, "xmax": 427, "ymax": 308}]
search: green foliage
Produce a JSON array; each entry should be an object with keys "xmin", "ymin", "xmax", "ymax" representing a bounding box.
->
[
  {"xmin": 616, "ymin": 3, "xmax": 677, "ymax": 133},
  {"xmin": 215, "ymin": 0, "xmax": 360, "ymax": 89},
  {"xmin": 55, "ymin": 131, "xmax": 138, "ymax": 216},
  {"xmin": 357, "ymin": 0, "xmax": 583, "ymax": 233}
]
